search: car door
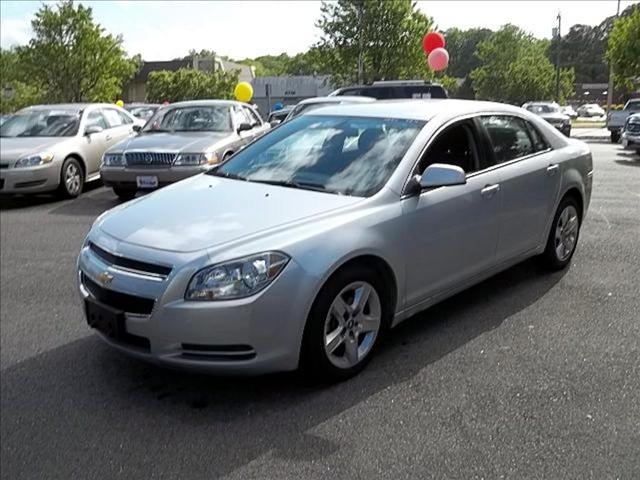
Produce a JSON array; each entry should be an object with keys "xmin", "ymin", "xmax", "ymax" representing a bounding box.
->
[
  {"xmin": 102, "ymin": 108, "xmax": 135, "ymax": 147},
  {"xmin": 242, "ymin": 105, "xmax": 269, "ymax": 139},
  {"xmin": 478, "ymin": 115, "xmax": 561, "ymax": 262},
  {"xmin": 402, "ymin": 118, "xmax": 502, "ymax": 307},
  {"xmin": 81, "ymin": 109, "xmax": 110, "ymax": 176}
]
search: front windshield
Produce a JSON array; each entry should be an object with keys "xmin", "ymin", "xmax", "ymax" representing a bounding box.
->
[
  {"xmin": 0, "ymin": 109, "xmax": 80, "ymax": 137},
  {"xmin": 212, "ymin": 114, "xmax": 425, "ymax": 197},
  {"xmin": 142, "ymin": 105, "xmax": 231, "ymax": 132},
  {"xmin": 288, "ymin": 102, "xmax": 333, "ymax": 120},
  {"xmin": 526, "ymin": 104, "xmax": 558, "ymax": 114}
]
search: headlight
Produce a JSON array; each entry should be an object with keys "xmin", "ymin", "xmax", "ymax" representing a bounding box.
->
[
  {"xmin": 174, "ymin": 152, "xmax": 207, "ymax": 166},
  {"xmin": 14, "ymin": 152, "xmax": 54, "ymax": 168},
  {"xmin": 102, "ymin": 153, "xmax": 125, "ymax": 166},
  {"xmin": 185, "ymin": 252, "xmax": 289, "ymax": 301}
]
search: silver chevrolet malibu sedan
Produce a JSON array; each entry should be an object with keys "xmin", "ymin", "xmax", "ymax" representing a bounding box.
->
[
  {"xmin": 78, "ymin": 100, "xmax": 593, "ymax": 380},
  {"xmin": 100, "ymin": 100, "xmax": 269, "ymax": 200}
]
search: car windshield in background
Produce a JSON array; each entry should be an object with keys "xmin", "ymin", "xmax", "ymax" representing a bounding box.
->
[
  {"xmin": 212, "ymin": 115, "xmax": 425, "ymax": 197},
  {"xmin": 288, "ymin": 102, "xmax": 334, "ymax": 119},
  {"xmin": 526, "ymin": 104, "xmax": 559, "ymax": 114},
  {"xmin": 0, "ymin": 109, "xmax": 80, "ymax": 137},
  {"xmin": 337, "ymin": 85, "xmax": 447, "ymax": 99},
  {"xmin": 129, "ymin": 106, "xmax": 158, "ymax": 120},
  {"xmin": 143, "ymin": 105, "xmax": 231, "ymax": 132}
]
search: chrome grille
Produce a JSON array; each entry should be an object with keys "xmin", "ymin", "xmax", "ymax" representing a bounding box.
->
[
  {"xmin": 626, "ymin": 123, "xmax": 640, "ymax": 133},
  {"xmin": 125, "ymin": 151, "xmax": 176, "ymax": 167}
]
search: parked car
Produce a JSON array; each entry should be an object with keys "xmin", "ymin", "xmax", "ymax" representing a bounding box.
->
[
  {"xmin": 78, "ymin": 99, "xmax": 592, "ymax": 380},
  {"xmin": 621, "ymin": 113, "xmax": 640, "ymax": 154},
  {"xmin": 523, "ymin": 102, "xmax": 571, "ymax": 136},
  {"xmin": 285, "ymin": 96, "xmax": 375, "ymax": 121},
  {"xmin": 329, "ymin": 80, "xmax": 448, "ymax": 99},
  {"xmin": 577, "ymin": 103, "xmax": 605, "ymax": 118},
  {"xmin": 0, "ymin": 103, "xmax": 139, "ymax": 197},
  {"xmin": 100, "ymin": 100, "xmax": 270, "ymax": 200},
  {"xmin": 267, "ymin": 105, "xmax": 294, "ymax": 126},
  {"xmin": 125, "ymin": 103, "xmax": 161, "ymax": 122},
  {"xmin": 561, "ymin": 105, "xmax": 578, "ymax": 119},
  {"xmin": 606, "ymin": 99, "xmax": 640, "ymax": 143}
]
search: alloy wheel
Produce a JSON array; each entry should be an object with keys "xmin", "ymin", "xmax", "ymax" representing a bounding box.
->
[
  {"xmin": 324, "ymin": 281, "xmax": 381, "ymax": 369},
  {"xmin": 554, "ymin": 205, "xmax": 579, "ymax": 261},
  {"xmin": 65, "ymin": 163, "xmax": 81, "ymax": 195}
]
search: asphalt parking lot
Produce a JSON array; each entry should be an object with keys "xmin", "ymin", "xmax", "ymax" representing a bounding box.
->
[{"xmin": 1, "ymin": 142, "xmax": 639, "ymax": 479}]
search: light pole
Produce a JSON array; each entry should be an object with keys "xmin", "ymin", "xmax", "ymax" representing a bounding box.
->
[
  {"xmin": 555, "ymin": 11, "xmax": 561, "ymax": 103},
  {"xmin": 606, "ymin": 0, "xmax": 622, "ymax": 110}
]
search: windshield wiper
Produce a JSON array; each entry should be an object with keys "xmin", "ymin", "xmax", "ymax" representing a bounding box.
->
[
  {"xmin": 142, "ymin": 129, "xmax": 172, "ymax": 133},
  {"xmin": 249, "ymin": 179, "xmax": 328, "ymax": 193},
  {"xmin": 208, "ymin": 170, "xmax": 248, "ymax": 181}
]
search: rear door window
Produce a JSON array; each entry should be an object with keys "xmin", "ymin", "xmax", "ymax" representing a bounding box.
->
[{"xmin": 479, "ymin": 115, "xmax": 535, "ymax": 164}]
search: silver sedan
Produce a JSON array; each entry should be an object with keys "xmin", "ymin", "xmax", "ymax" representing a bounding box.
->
[{"xmin": 77, "ymin": 100, "xmax": 593, "ymax": 380}]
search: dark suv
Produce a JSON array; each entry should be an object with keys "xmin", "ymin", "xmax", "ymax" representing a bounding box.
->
[{"xmin": 329, "ymin": 80, "xmax": 448, "ymax": 100}]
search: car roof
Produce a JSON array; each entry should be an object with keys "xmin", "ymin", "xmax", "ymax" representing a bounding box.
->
[
  {"xmin": 23, "ymin": 103, "xmax": 122, "ymax": 112},
  {"xmin": 297, "ymin": 96, "xmax": 376, "ymax": 106},
  {"xmin": 163, "ymin": 99, "xmax": 250, "ymax": 108},
  {"xmin": 307, "ymin": 99, "xmax": 526, "ymax": 121}
]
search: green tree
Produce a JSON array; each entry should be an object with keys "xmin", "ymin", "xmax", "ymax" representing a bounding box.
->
[
  {"xmin": 471, "ymin": 25, "xmax": 574, "ymax": 104},
  {"xmin": 0, "ymin": 48, "xmax": 44, "ymax": 112},
  {"xmin": 315, "ymin": 0, "xmax": 436, "ymax": 85},
  {"xmin": 445, "ymin": 27, "xmax": 493, "ymax": 78},
  {"xmin": 15, "ymin": 1, "xmax": 139, "ymax": 103},
  {"xmin": 606, "ymin": 6, "xmax": 640, "ymax": 89},
  {"xmin": 146, "ymin": 68, "xmax": 239, "ymax": 103}
]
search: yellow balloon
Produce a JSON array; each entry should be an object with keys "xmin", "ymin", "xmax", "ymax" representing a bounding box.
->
[
  {"xmin": 115, "ymin": 99, "xmax": 124, "ymax": 108},
  {"xmin": 234, "ymin": 82, "xmax": 253, "ymax": 103}
]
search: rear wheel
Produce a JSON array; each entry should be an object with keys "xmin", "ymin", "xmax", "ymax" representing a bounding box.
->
[
  {"xmin": 113, "ymin": 186, "xmax": 137, "ymax": 201},
  {"xmin": 540, "ymin": 196, "xmax": 581, "ymax": 270},
  {"xmin": 57, "ymin": 157, "xmax": 84, "ymax": 198},
  {"xmin": 611, "ymin": 131, "xmax": 620, "ymax": 143},
  {"xmin": 301, "ymin": 265, "xmax": 390, "ymax": 381}
]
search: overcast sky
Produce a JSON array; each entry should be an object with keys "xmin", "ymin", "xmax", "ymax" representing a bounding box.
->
[{"xmin": 1, "ymin": 0, "xmax": 636, "ymax": 60}]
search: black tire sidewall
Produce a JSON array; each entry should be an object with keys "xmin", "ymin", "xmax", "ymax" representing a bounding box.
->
[
  {"xmin": 58, "ymin": 157, "xmax": 83, "ymax": 198},
  {"xmin": 113, "ymin": 186, "xmax": 137, "ymax": 200},
  {"xmin": 543, "ymin": 197, "xmax": 581, "ymax": 270},
  {"xmin": 301, "ymin": 264, "xmax": 391, "ymax": 381}
]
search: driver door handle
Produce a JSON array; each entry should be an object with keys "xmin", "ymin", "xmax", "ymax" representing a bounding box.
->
[
  {"xmin": 105, "ymin": 134, "xmax": 112, "ymax": 141},
  {"xmin": 547, "ymin": 164, "xmax": 559, "ymax": 175},
  {"xmin": 481, "ymin": 183, "xmax": 500, "ymax": 198}
]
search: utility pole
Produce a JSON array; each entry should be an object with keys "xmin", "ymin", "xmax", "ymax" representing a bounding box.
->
[
  {"xmin": 356, "ymin": 0, "xmax": 364, "ymax": 84},
  {"xmin": 606, "ymin": 0, "xmax": 622, "ymax": 110},
  {"xmin": 555, "ymin": 11, "xmax": 561, "ymax": 103}
]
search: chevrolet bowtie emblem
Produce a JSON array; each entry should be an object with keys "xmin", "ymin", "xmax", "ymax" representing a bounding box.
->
[{"xmin": 97, "ymin": 271, "xmax": 114, "ymax": 286}]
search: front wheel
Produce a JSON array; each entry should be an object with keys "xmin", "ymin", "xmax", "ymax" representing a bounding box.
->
[
  {"xmin": 540, "ymin": 197, "xmax": 581, "ymax": 270},
  {"xmin": 301, "ymin": 265, "xmax": 390, "ymax": 381},
  {"xmin": 611, "ymin": 131, "xmax": 620, "ymax": 143},
  {"xmin": 112, "ymin": 186, "xmax": 137, "ymax": 201},
  {"xmin": 57, "ymin": 157, "xmax": 84, "ymax": 198}
]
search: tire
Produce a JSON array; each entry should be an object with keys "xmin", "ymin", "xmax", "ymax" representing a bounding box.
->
[
  {"xmin": 540, "ymin": 196, "xmax": 581, "ymax": 270},
  {"xmin": 300, "ymin": 264, "xmax": 391, "ymax": 381},
  {"xmin": 113, "ymin": 186, "xmax": 137, "ymax": 201},
  {"xmin": 57, "ymin": 157, "xmax": 84, "ymax": 198},
  {"xmin": 611, "ymin": 131, "xmax": 620, "ymax": 143}
]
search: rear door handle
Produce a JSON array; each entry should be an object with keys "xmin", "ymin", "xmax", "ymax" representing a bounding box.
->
[
  {"xmin": 547, "ymin": 164, "xmax": 559, "ymax": 175},
  {"xmin": 481, "ymin": 184, "xmax": 500, "ymax": 198}
]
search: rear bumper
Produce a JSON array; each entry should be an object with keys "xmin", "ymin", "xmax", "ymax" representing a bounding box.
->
[
  {"xmin": 101, "ymin": 166, "xmax": 209, "ymax": 188},
  {"xmin": 0, "ymin": 163, "xmax": 60, "ymax": 194}
]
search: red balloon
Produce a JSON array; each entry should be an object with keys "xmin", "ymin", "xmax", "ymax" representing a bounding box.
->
[{"xmin": 422, "ymin": 32, "xmax": 445, "ymax": 54}]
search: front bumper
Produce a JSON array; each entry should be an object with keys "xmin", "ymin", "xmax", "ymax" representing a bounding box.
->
[
  {"xmin": 77, "ymin": 236, "xmax": 315, "ymax": 374},
  {"xmin": 100, "ymin": 165, "xmax": 209, "ymax": 189},
  {"xmin": 0, "ymin": 162, "xmax": 60, "ymax": 194},
  {"xmin": 621, "ymin": 132, "xmax": 640, "ymax": 150}
]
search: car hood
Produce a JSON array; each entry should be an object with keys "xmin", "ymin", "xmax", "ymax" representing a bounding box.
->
[
  {"xmin": 109, "ymin": 131, "xmax": 232, "ymax": 153},
  {"xmin": 96, "ymin": 174, "xmax": 362, "ymax": 253},
  {"xmin": 0, "ymin": 137, "xmax": 69, "ymax": 163},
  {"xmin": 538, "ymin": 113, "xmax": 569, "ymax": 122}
]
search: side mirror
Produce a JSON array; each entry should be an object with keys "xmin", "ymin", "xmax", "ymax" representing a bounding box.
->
[
  {"xmin": 419, "ymin": 163, "xmax": 466, "ymax": 189},
  {"xmin": 237, "ymin": 122, "xmax": 253, "ymax": 133},
  {"xmin": 269, "ymin": 120, "xmax": 281, "ymax": 128},
  {"xmin": 132, "ymin": 124, "xmax": 142, "ymax": 133},
  {"xmin": 85, "ymin": 125, "xmax": 103, "ymax": 135}
]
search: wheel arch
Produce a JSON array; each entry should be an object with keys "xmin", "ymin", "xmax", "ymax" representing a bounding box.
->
[{"xmin": 64, "ymin": 153, "xmax": 87, "ymax": 179}]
